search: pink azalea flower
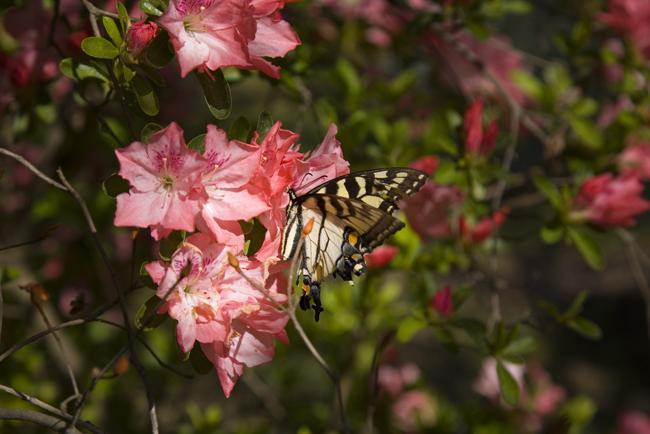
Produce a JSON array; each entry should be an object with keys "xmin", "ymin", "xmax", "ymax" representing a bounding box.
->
[
  {"xmin": 392, "ymin": 390, "xmax": 437, "ymax": 433},
  {"xmin": 431, "ymin": 286, "xmax": 453, "ymax": 317},
  {"xmin": 617, "ymin": 411, "xmax": 650, "ymax": 434},
  {"xmin": 619, "ymin": 142, "xmax": 650, "ymax": 180},
  {"xmin": 409, "ymin": 155, "xmax": 438, "ymax": 176},
  {"xmin": 199, "ymin": 124, "xmax": 267, "ymax": 246},
  {"xmin": 114, "ymin": 122, "xmax": 207, "ymax": 239},
  {"xmin": 426, "ymin": 31, "xmax": 528, "ymax": 105},
  {"xmin": 158, "ymin": 0, "xmax": 299, "ymax": 78},
  {"xmin": 146, "ymin": 233, "xmax": 288, "ymax": 396},
  {"xmin": 126, "ymin": 21, "xmax": 159, "ymax": 56},
  {"xmin": 365, "ymin": 245, "xmax": 399, "ymax": 268},
  {"xmin": 599, "ymin": 0, "xmax": 650, "ymax": 59},
  {"xmin": 573, "ymin": 173, "xmax": 650, "ymax": 228},
  {"xmin": 464, "ymin": 99, "xmax": 498, "ymax": 156},
  {"xmin": 402, "ymin": 182, "xmax": 465, "ymax": 241}
]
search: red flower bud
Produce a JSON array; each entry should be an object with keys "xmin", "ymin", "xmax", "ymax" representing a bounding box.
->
[
  {"xmin": 431, "ymin": 286, "xmax": 453, "ymax": 317},
  {"xmin": 364, "ymin": 245, "xmax": 399, "ymax": 268},
  {"xmin": 126, "ymin": 21, "xmax": 159, "ymax": 56}
]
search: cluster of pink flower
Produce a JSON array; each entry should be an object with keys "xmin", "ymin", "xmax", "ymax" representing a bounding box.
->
[
  {"xmin": 157, "ymin": 0, "xmax": 300, "ymax": 78},
  {"xmin": 572, "ymin": 141, "xmax": 650, "ymax": 228},
  {"xmin": 599, "ymin": 0, "xmax": 650, "ymax": 60},
  {"xmin": 114, "ymin": 121, "xmax": 349, "ymax": 396}
]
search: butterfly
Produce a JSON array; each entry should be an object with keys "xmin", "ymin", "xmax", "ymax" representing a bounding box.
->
[{"xmin": 281, "ymin": 168, "xmax": 428, "ymax": 321}]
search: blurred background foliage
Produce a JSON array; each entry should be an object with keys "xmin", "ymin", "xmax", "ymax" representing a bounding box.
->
[{"xmin": 1, "ymin": 0, "xmax": 650, "ymax": 433}]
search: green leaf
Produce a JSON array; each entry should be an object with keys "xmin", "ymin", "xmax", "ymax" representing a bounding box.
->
[
  {"xmin": 189, "ymin": 346, "xmax": 213, "ymax": 374},
  {"xmin": 502, "ymin": 336, "xmax": 537, "ymax": 357},
  {"xmin": 134, "ymin": 295, "xmax": 166, "ymax": 331},
  {"xmin": 132, "ymin": 74, "xmax": 159, "ymax": 116},
  {"xmin": 568, "ymin": 115, "xmax": 603, "ymax": 148},
  {"xmin": 450, "ymin": 318, "xmax": 486, "ymax": 347},
  {"xmin": 510, "ymin": 70, "xmax": 543, "ymax": 101},
  {"xmin": 567, "ymin": 317, "xmax": 602, "ymax": 340},
  {"xmin": 540, "ymin": 225, "xmax": 565, "ymax": 244},
  {"xmin": 256, "ymin": 111, "xmax": 273, "ymax": 143},
  {"xmin": 567, "ymin": 227, "xmax": 604, "ymax": 270},
  {"xmin": 335, "ymin": 58, "xmax": 361, "ymax": 103},
  {"xmin": 102, "ymin": 16, "xmax": 123, "ymax": 46},
  {"xmin": 532, "ymin": 174, "xmax": 562, "ymax": 209},
  {"xmin": 187, "ymin": 134, "xmax": 206, "ymax": 154},
  {"xmin": 396, "ymin": 316, "xmax": 427, "ymax": 342},
  {"xmin": 102, "ymin": 173, "xmax": 130, "ymax": 198},
  {"xmin": 496, "ymin": 361, "xmax": 520, "ymax": 406},
  {"xmin": 195, "ymin": 69, "xmax": 231, "ymax": 120},
  {"xmin": 139, "ymin": 0, "xmax": 164, "ymax": 16},
  {"xmin": 432, "ymin": 326, "xmax": 459, "ymax": 353},
  {"xmin": 566, "ymin": 290, "xmax": 588, "ymax": 318},
  {"xmin": 159, "ymin": 231, "xmax": 184, "ymax": 260},
  {"xmin": 116, "ymin": 2, "xmax": 130, "ymax": 33},
  {"xmin": 451, "ymin": 286, "xmax": 474, "ymax": 310},
  {"xmin": 229, "ymin": 116, "xmax": 251, "ymax": 142},
  {"xmin": 240, "ymin": 218, "xmax": 266, "ymax": 257},
  {"xmin": 59, "ymin": 58, "xmax": 109, "ymax": 82},
  {"xmin": 141, "ymin": 122, "xmax": 163, "ymax": 142},
  {"xmin": 144, "ymin": 31, "xmax": 174, "ymax": 68},
  {"xmin": 81, "ymin": 36, "xmax": 120, "ymax": 59}
]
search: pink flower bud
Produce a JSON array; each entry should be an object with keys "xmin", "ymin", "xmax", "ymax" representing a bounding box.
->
[
  {"xmin": 619, "ymin": 142, "xmax": 650, "ymax": 180},
  {"xmin": 409, "ymin": 155, "xmax": 438, "ymax": 176},
  {"xmin": 431, "ymin": 286, "xmax": 453, "ymax": 317},
  {"xmin": 126, "ymin": 21, "xmax": 159, "ymax": 56},
  {"xmin": 464, "ymin": 99, "xmax": 484, "ymax": 155},
  {"xmin": 365, "ymin": 245, "xmax": 399, "ymax": 268}
]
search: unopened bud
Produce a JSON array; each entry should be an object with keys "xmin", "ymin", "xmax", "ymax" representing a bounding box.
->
[
  {"xmin": 227, "ymin": 252, "xmax": 240, "ymax": 269},
  {"xmin": 126, "ymin": 21, "xmax": 159, "ymax": 57},
  {"xmin": 114, "ymin": 355, "xmax": 130, "ymax": 376},
  {"xmin": 302, "ymin": 218, "xmax": 315, "ymax": 237},
  {"xmin": 23, "ymin": 282, "xmax": 49, "ymax": 305}
]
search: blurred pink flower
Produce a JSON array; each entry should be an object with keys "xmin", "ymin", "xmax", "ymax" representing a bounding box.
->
[
  {"xmin": 42, "ymin": 258, "xmax": 64, "ymax": 280},
  {"xmin": 597, "ymin": 96, "xmax": 634, "ymax": 128},
  {"xmin": 409, "ymin": 155, "xmax": 438, "ymax": 176},
  {"xmin": 430, "ymin": 286, "xmax": 453, "ymax": 317},
  {"xmin": 619, "ymin": 142, "xmax": 650, "ymax": 180},
  {"xmin": 617, "ymin": 410, "xmax": 650, "ymax": 434},
  {"xmin": 126, "ymin": 21, "xmax": 159, "ymax": 56},
  {"xmin": 599, "ymin": 0, "xmax": 650, "ymax": 59},
  {"xmin": 426, "ymin": 31, "xmax": 527, "ymax": 104},
  {"xmin": 392, "ymin": 390, "xmax": 437, "ymax": 432},
  {"xmin": 114, "ymin": 122, "xmax": 207, "ymax": 239},
  {"xmin": 402, "ymin": 182, "xmax": 464, "ymax": 240},
  {"xmin": 459, "ymin": 208, "xmax": 509, "ymax": 244},
  {"xmin": 159, "ymin": 0, "xmax": 299, "ymax": 78},
  {"xmin": 365, "ymin": 245, "xmax": 399, "ymax": 268},
  {"xmin": 573, "ymin": 173, "xmax": 650, "ymax": 228},
  {"xmin": 58, "ymin": 287, "xmax": 92, "ymax": 317},
  {"xmin": 464, "ymin": 99, "xmax": 498, "ymax": 156}
]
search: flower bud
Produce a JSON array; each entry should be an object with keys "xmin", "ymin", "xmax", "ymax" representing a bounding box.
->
[{"xmin": 126, "ymin": 22, "xmax": 159, "ymax": 57}]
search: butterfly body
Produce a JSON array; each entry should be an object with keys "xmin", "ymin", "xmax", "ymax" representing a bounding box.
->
[{"xmin": 281, "ymin": 168, "xmax": 427, "ymax": 320}]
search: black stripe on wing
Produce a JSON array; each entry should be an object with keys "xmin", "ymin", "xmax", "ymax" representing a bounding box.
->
[{"xmin": 306, "ymin": 168, "xmax": 428, "ymax": 214}]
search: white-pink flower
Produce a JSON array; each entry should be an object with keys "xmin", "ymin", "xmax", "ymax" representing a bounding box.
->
[{"xmin": 114, "ymin": 123, "xmax": 207, "ymax": 239}]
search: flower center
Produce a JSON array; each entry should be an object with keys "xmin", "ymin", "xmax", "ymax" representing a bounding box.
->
[{"xmin": 161, "ymin": 174, "xmax": 174, "ymax": 190}]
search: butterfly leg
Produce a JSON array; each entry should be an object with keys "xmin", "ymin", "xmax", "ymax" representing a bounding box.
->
[
  {"xmin": 310, "ymin": 282, "xmax": 324, "ymax": 322},
  {"xmin": 299, "ymin": 275, "xmax": 311, "ymax": 311}
]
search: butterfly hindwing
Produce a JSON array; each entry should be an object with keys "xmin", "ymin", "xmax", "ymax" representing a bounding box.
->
[{"xmin": 281, "ymin": 168, "xmax": 427, "ymax": 320}]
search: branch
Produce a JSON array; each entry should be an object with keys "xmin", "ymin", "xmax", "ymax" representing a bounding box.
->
[
  {"xmin": 0, "ymin": 407, "xmax": 82, "ymax": 434},
  {"xmin": 0, "ymin": 385, "xmax": 103, "ymax": 433},
  {"xmin": 0, "ymin": 268, "xmax": 3, "ymax": 351},
  {"xmin": 55, "ymin": 168, "xmax": 159, "ymax": 434},
  {"xmin": 0, "ymin": 148, "xmax": 66, "ymax": 190}
]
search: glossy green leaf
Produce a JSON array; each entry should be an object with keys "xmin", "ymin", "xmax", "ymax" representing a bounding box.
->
[
  {"xmin": 59, "ymin": 58, "xmax": 109, "ymax": 82},
  {"xmin": 195, "ymin": 69, "xmax": 231, "ymax": 120},
  {"xmin": 141, "ymin": 122, "xmax": 163, "ymax": 142},
  {"xmin": 102, "ymin": 173, "xmax": 130, "ymax": 198},
  {"xmin": 569, "ymin": 115, "xmax": 603, "ymax": 148},
  {"xmin": 144, "ymin": 31, "xmax": 174, "ymax": 68},
  {"xmin": 256, "ymin": 111, "xmax": 273, "ymax": 143},
  {"xmin": 187, "ymin": 134, "xmax": 206, "ymax": 154},
  {"xmin": 540, "ymin": 225, "xmax": 565, "ymax": 244},
  {"xmin": 568, "ymin": 227, "xmax": 604, "ymax": 270},
  {"xmin": 102, "ymin": 16, "xmax": 123, "ymax": 46},
  {"xmin": 116, "ymin": 2, "xmax": 130, "ymax": 33},
  {"xmin": 396, "ymin": 316, "xmax": 427, "ymax": 342},
  {"xmin": 496, "ymin": 361, "xmax": 520, "ymax": 406},
  {"xmin": 139, "ymin": 0, "xmax": 164, "ymax": 16},
  {"xmin": 134, "ymin": 295, "xmax": 166, "ymax": 331},
  {"xmin": 229, "ymin": 116, "xmax": 251, "ymax": 142},
  {"xmin": 81, "ymin": 37, "xmax": 119, "ymax": 59},
  {"xmin": 502, "ymin": 336, "xmax": 537, "ymax": 357},
  {"xmin": 532, "ymin": 174, "xmax": 562, "ymax": 209},
  {"xmin": 568, "ymin": 317, "xmax": 602, "ymax": 340},
  {"xmin": 132, "ymin": 74, "xmax": 159, "ymax": 116}
]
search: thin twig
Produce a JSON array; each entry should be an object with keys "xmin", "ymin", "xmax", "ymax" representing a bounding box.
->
[
  {"xmin": 619, "ymin": 229, "xmax": 650, "ymax": 339},
  {"xmin": 0, "ymin": 148, "xmax": 66, "ymax": 190},
  {"xmin": 0, "ymin": 407, "xmax": 82, "ymax": 434},
  {"xmin": 0, "ymin": 226, "xmax": 57, "ymax": 252},
  {"xmin": 33, "ymin": 302, "xmax": 81, "ymax": 401},
  {"xmin": 0, "ymin": 385, "xmax": 103, "ymax": 433}
]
